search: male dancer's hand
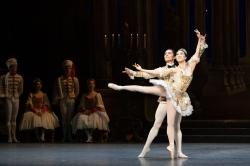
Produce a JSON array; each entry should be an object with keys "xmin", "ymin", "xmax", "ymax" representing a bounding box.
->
[{"xmin": 122, "ymin": 67, "xmax": 135, "ymax": 79}]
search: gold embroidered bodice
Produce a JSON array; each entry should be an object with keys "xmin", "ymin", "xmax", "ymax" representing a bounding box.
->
[{"xmin": 172, "ymin": 70, "xmax": 193, "ymax": 94}]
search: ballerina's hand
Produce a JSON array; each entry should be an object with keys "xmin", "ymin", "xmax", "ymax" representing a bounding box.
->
[
  {"xmin": 133, "ymin": 63, "xmax": 142, "ymax": 71},
  {"xmin": 201, "ymin": 34, "xmax": 206, "ymax": 41},
  {"xmin": 194, "ymin": 29, "xmax": 201, "ymax": 38}
]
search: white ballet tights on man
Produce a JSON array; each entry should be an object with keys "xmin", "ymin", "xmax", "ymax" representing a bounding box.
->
[
  {"xmin": 6, "ymin": 98, "xmax": 20, "ymax": 143},
  {"xmin": 138, "ymin": 101, "xmax": 177, "ymax": 158},
  {"xmin": 138, "ymin": 102, "xmax": 168, "ymax": 157}
]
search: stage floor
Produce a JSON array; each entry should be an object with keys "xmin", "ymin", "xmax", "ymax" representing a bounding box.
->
[{"xmin": 0, "ymin": 143, "xmax": 250, "ymax": 166}]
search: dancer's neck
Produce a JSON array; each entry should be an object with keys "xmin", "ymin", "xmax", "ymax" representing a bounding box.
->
[
  {"xmin": 178, "ymin": 61, "xmax": 187, "ymax": 69},
  {"xmin": 166, "ymin": 61, "xmax": 174, "ymax": 66}
]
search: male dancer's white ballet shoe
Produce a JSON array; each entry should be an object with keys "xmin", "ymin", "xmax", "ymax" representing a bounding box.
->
[
  {"xmin": 138, "ymin": 148, "xmax": 150, "ymax": 158},
  {"xmin": 166, "ymin": 145, "xmax": 175, "ymax": 159},
  {"xmin": 108, "ymin": 83, "xmax": 122, "ymax": 91},
  {"xmin": 176, "ymin": 152, "xmax": 188, "ymax": 158}
]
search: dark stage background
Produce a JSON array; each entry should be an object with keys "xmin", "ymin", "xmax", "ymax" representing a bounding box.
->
[{"xmin": 0, "ymin": 0, "xmax": 250, "ymax": 143}]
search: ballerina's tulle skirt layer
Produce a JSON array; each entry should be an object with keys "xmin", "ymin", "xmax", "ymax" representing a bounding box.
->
[{"xmin": 149, "ymin": 79, "xmax": 193, "ymax": 116}]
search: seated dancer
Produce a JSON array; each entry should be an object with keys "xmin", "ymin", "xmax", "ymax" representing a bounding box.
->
[
  {"xmin": 20, "ymin": 78, "xmax": 60, "ymax": 142},
  {"xmin": 71, "ymin": 79, "xmax": 110, "ymax": 143},
  {"xmin": 108, "ymin": 29, "xmax": 207, "ymax": 158}
]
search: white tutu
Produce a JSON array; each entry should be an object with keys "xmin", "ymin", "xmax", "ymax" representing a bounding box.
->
[
  {"xmin": 71, "ymin": 111, "xmax": 110, "ymax": 134},
  {"xmin": 20, "ymin": 111, "xmax": 60, "ymax": 130},
  {"xmin": 149, "ymin": 79, "xmax": 193, "ymax": 116}
]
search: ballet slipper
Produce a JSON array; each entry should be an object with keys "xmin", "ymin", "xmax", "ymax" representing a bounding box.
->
[{"xmin": 177, "ymin": 152, "xmax": 188, "ymax": 158}]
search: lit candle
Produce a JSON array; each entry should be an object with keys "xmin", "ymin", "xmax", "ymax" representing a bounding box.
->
[
  {"xmin": 104, "ymin": 34, "xmax": 108, "ymax": 49},
  {"xmin": 118, "ymin": 33, "xmax": 121, "ymax": 47}
]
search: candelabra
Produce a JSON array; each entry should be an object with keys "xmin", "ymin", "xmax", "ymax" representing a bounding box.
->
[{"xmin": 104, "ymin": 33, "xmax": 147, "ymax": 49}]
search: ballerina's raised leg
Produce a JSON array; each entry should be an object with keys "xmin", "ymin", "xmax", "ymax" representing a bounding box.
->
[{"xmin": 108, "ymin": 83, "xmax": 166, "ymax": 97}]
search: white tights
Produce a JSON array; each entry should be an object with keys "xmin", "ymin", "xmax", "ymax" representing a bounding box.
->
[{"xmin": 6, "ymin": 98, "xmax": 19, "ymax": 143}]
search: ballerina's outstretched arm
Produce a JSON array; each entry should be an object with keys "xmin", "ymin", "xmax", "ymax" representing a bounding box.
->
[{"xmin": 133, "ymin": 63, "xmax": 174, "ymax": 78}]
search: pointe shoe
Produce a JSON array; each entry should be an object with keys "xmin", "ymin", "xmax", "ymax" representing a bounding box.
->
[
  {"xmin": 138, "ymin": 148, "xmax": 150, "ymax": 158},
  {"xmin": 177, "ymin": 152, "xmax": 188, "ymax": 158},
  {"xmin": 108, "ymin": 83, "xmax": 122, "ymax": 91},
  {"xmin": 166, "ymin": 146, "xmax": 175, "ymax": 159}
]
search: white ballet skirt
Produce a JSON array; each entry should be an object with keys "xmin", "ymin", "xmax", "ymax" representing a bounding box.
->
[
  {"xmin": 71, "ymin": 111, "xmax": 110, "ymax": 134},
  {"xmin": 149, "ymin": 76, "xmax": 193, "ymax": 116},
  {"xmin": 20, "ymin": 92, "xmax": 60, "ymax": 130},
  {"xmin": 71, "ymin": 92, "xmax": 110, "ymax": 134},
  {"xmin": 20, "ymin": 111, "xmax": 60, "ymax": 130}
]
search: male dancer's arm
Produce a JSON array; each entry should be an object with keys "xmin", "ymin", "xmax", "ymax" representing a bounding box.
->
[{"xmin": 133, "ymin": 63, "xmax": 174, "ymax": 78}]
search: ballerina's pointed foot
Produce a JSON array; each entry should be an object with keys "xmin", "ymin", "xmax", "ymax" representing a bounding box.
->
[
  {"xmin": 138, "ymin": 148, "xmax": 150, "ymax": 158},
  {"xmin": 177, "ymin": 152, "xmax": 188, "ymax": 158},
  {"xmin": 108, "ymin": 83, "xmax": 122, "ymax": 91},
  {"xmin": 167, "ymin": 146, "xmax": 175, "ymax": 159}
]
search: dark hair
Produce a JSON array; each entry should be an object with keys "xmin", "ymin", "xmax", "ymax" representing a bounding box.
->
[
  {"xmin": 165, "ymin": 49, "xmax": 175, "ymax": 55},
  {"xmin": 87, "ymin": 78, "xmax": 96, "ymax": 85},
  {"xmin": 33, "ymin": 78, "xmax": 42, "ymax": 85},
  {"xmin": 177, "ymin": 48, "xmax": 187, "ymax": 56},
  {"xmin": 31, "ymin": 78, "xmax": 42, "ymax": 92}
]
